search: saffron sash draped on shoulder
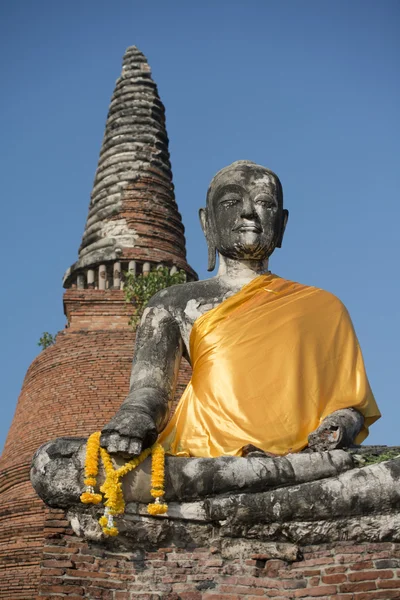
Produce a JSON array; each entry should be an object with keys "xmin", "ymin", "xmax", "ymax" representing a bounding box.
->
[{"xmin": 158, "ymin": 274, "xmax": 380, "ymax": 457}]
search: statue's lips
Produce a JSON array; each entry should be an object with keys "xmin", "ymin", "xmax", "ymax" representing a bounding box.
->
[{"xmin": 233, "ymin": 224, "xmax": 262, "ymax": 233}]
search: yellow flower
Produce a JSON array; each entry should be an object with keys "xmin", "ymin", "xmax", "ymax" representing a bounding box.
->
[
  {"xmin": 150, "ymin": 489, "xmax": 165, "ymax": 497},
  {"xmin": 80, "ymin": 492, "xmax": 102, "ymax": 504},
  {"xmin": 147, "ymin": 443, "xmax": 168, "ymax": 516},
  {"xmin": 147, "ymin": 502, "xmax": 168, "ymax": 516},
  {"xmin": 84, "ymin": 431, "xmax": 101, "ymax": 478},
  {"xmin": 81, "ymin": 433, "xmax": 169, "ymax": 536},
  {"xmin": 103, "ymin": 526, "xmax": 119, "ymax": 536},
  {"xmin": 84, "ymin": 477, "xmax": 97, "ymax": 487}
]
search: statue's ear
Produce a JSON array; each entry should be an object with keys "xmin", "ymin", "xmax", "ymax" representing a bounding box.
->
[
  {"xmin": 276, "ymin": 209, "xmax": 289, "ymax": 249},
  {"xmin": 199, "ymin": 208, "xmax": 216, "ymax": 272}
]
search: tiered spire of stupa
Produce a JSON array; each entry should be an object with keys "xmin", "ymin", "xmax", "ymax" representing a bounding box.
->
[
  {"xmin": 64, "ymin": 46, "xmax": 196, "ymax": 289},
  {"xmin": 0, "ymin": 46, "xmax": 195, "ymax": 599}
]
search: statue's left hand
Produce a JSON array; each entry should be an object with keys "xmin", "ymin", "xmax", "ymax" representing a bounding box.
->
[
  {"xmin": 308, "ymin": 420, "xmax": 344, "ymax": 451},
  {"xmin": 308, "ymin": 408, "xmax": 364, "ymax": 452}
]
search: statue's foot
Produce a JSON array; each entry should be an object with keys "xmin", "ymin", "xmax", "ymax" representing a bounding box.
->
[{"xmin": 242, "ymin": 444, "xmax": 278, "ymax": 458}]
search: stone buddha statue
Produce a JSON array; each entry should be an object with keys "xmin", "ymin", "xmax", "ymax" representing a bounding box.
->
[
  {"xmin": 32, "ymin": 161, "xmax": 394, "ymax": 549},
  {"xmin": 100, "ymin": 160, "xmax": 380, "ymax": 459},
  {"xmin": 29, "ymin": 162, "xmax": 398, "ymax": 592}
]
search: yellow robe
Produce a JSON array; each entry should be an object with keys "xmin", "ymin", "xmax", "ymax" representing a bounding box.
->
[{"xmin": 159, "ymin": 274, "xmax": 380, "ymax": 457}]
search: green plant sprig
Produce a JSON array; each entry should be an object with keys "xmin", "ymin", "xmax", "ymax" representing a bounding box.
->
[
  {"xmin": 37, "ymin": 332, "xmax": 56, "ymax": 350},
  {"xmin": 124, "ymin": 267, "xmax": 186, "ymax": 328},
  {"xmin": 360, "ymin": 450, "xmax": 400, "ymax": 466}
]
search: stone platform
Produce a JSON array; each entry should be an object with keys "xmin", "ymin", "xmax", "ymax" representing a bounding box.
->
[{"xmin": 31, "ymin": 439, "xmax": 400, "ymax": 598}]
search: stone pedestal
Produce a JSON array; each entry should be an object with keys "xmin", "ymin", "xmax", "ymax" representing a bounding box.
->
[
  {"xmin": 31, "ymin": 439, "xmax": 400, "ymax": 598},
  {"xmin": 37, "ymin": 510, "xmax": 400, "ymax": 600}
]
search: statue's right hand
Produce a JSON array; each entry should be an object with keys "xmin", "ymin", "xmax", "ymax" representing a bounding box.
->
[{"xmin": 100, "ymin": 409, "xmax": 158, "ymax": 457}]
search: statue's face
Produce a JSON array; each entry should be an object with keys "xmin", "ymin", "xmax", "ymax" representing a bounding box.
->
[{"xmin": 209, "ymin": 166, "xmax": 284, "ymax": 261}]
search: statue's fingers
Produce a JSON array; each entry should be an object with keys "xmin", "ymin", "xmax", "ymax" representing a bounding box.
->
[
  {"xmin": 117, "ymin": 437, "xmax": 130, "ymax": 453},
  {"xmin": 100, "ymin": 432, "xmax": 110, "ymax": 448},
  {"xmin": 107, "ymin": 433, "xmax": 121, "ymax": 454},
  {"xmin": 128, "ymin": 438, "xmax": 142, "ymax": 456}
]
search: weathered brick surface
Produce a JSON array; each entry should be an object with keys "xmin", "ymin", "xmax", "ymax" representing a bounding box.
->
[
  {"xmin": 1, "ymin": 292, "xmax": 191, "ymax": 471},
  {"xmin": 0, "ymin": 291, "xmax": 191, "ymax": 598},
  {"xmin": 64, "ymin": 45, "xmax": 197, "ymax": 288},
  {"xmin": 0, "ymin": 481, "xmax": 45, "ymax": 599},
  {"xmin": 33, "ymin": 512, "xmax": 400, "ymax": 600}
]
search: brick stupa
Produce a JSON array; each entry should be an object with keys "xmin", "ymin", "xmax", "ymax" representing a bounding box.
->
[{"xmin": 0, "ymin": 46, "xmax": 195, "ymax": 599}]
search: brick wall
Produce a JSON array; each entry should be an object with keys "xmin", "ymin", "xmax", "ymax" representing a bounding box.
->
[
  {"xmin": 117, "ymin": 175, "xmax": 196, "ymax": 277},
  {"xmin": 37, "ymin": 509, "xmax": 400, "ymax": 600},
  {"xmin": 2, "ymin": 291, "xmax": 191, "ymax": 471},
  {"xmin": 0, "ymin": 290, "xmax": 192, "ymax": 599},
  {"xmin": 0, "ymin": 481, "xmax": 46, "ymax": 600}
]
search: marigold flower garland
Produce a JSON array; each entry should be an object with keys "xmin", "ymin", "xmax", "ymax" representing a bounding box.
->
[
  {"xmin": 80, "ymin": 432, "xmax": 168, "ymax": 536},
  {"xmin": 148, "ymin": 443, "xmax": 168, "ymax": 515},
  {"xmin": 80, "ymin": 431, "xmax": 103, "ymax": 504}
]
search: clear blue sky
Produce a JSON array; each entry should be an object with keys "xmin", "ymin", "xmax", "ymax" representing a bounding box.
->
[{"xmin": 0, "ymin": 0, "xmax": 398, "ymax": 452}]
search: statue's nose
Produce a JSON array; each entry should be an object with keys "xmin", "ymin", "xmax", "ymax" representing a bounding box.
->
[{"xmin": 240, "ymin": 198, "xmax": 257, "ymax": 219}]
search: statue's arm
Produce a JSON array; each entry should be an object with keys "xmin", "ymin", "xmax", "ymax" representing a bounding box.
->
[
  {"xmin": 100, "ymin": 303, "xmax": 183, "ymax": 457},
  {"xmin": 308, "ymin": 408, "xmax": 364, "ymax": 451}
]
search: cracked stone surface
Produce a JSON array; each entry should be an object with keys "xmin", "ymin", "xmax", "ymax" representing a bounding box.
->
[{"xmin": 31, "ymin": 437, "xmax": 400, "ymax": 545}]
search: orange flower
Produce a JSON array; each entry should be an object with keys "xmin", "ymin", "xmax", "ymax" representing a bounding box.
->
[{"xmin": 81, "ymin": 432, "xmax": 169, "ymax": 536}]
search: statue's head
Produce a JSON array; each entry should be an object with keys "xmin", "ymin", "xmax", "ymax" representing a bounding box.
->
[{"xmin": 200, "ymin": 160, "xmax": 289, "ymax": 271}]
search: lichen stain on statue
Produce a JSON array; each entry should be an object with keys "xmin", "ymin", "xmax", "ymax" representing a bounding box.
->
[{"xmin": 32, "ymin": 161, "xmax": 399, "ymax": 550}]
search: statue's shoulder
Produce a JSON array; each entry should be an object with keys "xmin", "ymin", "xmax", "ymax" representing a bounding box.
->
[
  {"xmin": 147, "ymin": 278, "xmax": 226, "ymax": 312},
  {"xmin": 280, "ymin": 277, "xmax": 349, "ymax": 314},
  {"xmin": 310, "ymin": 284, "xmax": 347, "ymax": 310}
]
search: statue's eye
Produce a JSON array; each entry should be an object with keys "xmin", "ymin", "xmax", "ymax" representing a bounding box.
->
[
  {"xmin": 220, "ymin": 194, "xmax": 241, "ymax": 207},
  {"xmin": 254, "ymin": 194, "xmax": 276, "ymax": 208}
]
